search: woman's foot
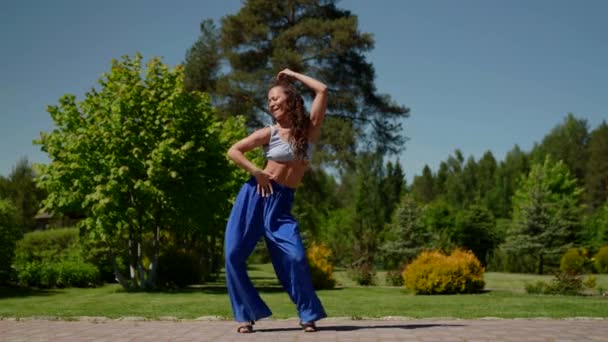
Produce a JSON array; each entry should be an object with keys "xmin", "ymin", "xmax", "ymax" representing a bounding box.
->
[
  {"xmin": 299, "ymin": 321, "xmax": 317, "ymax": 332},
  {"xmin": 237, "ymin": 321, "xmax": 255, "ymax": 334}
]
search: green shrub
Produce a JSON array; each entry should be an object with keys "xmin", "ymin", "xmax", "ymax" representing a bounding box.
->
[
  {"xmin": 14, "ymin": 227, "xmax": 103, "ymax": 288},
  {"xmin": 525, "ymin": 281, "xmax": 548, "ymax": 294},
  {"xmin": 385, "ymin": 269, "xmax": 404, "ymax": 286},
  {"xmin": 14, "ymin": 227, "xmax": 82, "ymax": 265},
  {"xmin": 525, "ymin": 272, "xmax": 596, "ymax": 296},
  {"xmin": 18, "ymin": 261, "xmax": 99, "ymax": 288},
  {"xmin": 560, "ymin": 248, "xmax": 588, "ymax": 274},
  {"xmin": 0, "ymin": 199, "xmax": 21, "ymax": 284},
  {"xmin": 547, "ymin": 271, "xmax": 584, "ymax": 295},
  {"xmin": 593, "ymin": 246, "xmax": 608, "ymax": 274},
  {"xmin": 348, "ymin": 262, "xmax": 376, "ymax": 286},
  {"xmin": 157, "ymin": 250, "xmax": 203, "ymax": 288},
  {"xmin": 402, "ymin": 249, "xmax": 485, "ymax": 294},
  {"xmin": 306, "ymin": 242, "xmax": 336, "ymax": 289}
]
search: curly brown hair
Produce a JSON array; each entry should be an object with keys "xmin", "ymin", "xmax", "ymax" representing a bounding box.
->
[{"xmin": 269, "ymin": 78, "xmax": 310, "ymax": 160}]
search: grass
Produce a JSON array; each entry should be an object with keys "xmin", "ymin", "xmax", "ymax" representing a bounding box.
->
[{"xmin": 1, "ymin": 264, "xmax": 607, "ymax": 320}]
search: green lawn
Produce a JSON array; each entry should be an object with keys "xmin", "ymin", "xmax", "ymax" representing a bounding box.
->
[{"xmin": 1, "ymin": 264, "xmax": 607, "ymax": 320}]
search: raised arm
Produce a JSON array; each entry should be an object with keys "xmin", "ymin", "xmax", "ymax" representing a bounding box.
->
[{"xmin": 277, "ymin": 69, "xmax": 328, "ymax": 141}]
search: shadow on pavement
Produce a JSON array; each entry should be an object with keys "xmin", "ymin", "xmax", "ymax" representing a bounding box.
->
[{"xmin": 255, "ymin": 323, "xmax": 465, "ymax": 333}]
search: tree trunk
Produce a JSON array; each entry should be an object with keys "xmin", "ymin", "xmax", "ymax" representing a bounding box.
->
[
  {"xmin": 109, "ymin": 248, "xmax": 131, "ymax": 289},
  {"xmin": 144, "ymin": 224, "xmax": 160, "ymax": 289},
  {"xmin": 538, "ymin": 253, "xmax": 544, "ymax": 275},
  {"xmin": 128, "ymin": 234, "xmax": 139, "ymax": 288}
]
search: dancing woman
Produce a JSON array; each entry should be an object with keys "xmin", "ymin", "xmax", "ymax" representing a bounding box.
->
[{"xmin": 225, "ymin": 69, "xmax": 328, "ymax": 333}]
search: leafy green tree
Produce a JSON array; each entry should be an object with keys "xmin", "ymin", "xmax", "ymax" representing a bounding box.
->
[
  {"xmin": 0, "ymin": 199, "xmax": 20, "ymax": 284},
  {"xmin": 503, "ymin": 157, "xmax": 584, "ymax": 274},
  {"xmin": 380, "ymin": 161, "xmax": 406, "ymax": 222},
  {"xmin": 0, "ymin": 158, "xmax": 46, "ymax": 232},
  {"xmin": 531, "ymin": 113, "xmax": 589, "ymax": 182},
  {"xmin": 421, "ymin": 198, "xmax": 457, "ymax": 251},
  {"xmin": 184, "ymin": 0, "xmax": 410, "ymax": 166},
  {"xmin": 585, "ymin": 121, "xmax": 608, "ymax": 211},
  {"xmin": 292, "ymin": 167, "xmax": 340, "ymax": 239},
  {"xmin": 350, "ymin": 153, "xmax": 385, "ymax": 268},
  {"xmin": 443, "ymin": 150, "xmax": 466, "ymax": 208},
  {"xmin": 411, "ymin": 165, "xmax": 435, "ymax": 203},
  {"xmin": 35, "ymin": 54, "xmax": 247, "ymax": 289},
  {"xmin": 453, "ymin": 204, "xmax": 497, "ymax": 265},
  {"xmin": 380, "ymin": 194, "xmax": 429, "ymax": 269},
  {"xmin": 492, "ymin": 145, "xmax": 529, "ymax": 218}
]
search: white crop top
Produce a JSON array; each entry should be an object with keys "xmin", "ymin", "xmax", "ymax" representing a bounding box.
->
[{"xmin": 263, "ymin": 125, "xmax": 313, "ymax": 162}]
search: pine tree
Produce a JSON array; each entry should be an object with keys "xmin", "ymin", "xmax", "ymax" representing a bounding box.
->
[
  {"xmin": 184, "ymin": 0, "xmax": 410, "ymax": 167},
  {"xmin": 585, "ymin": 121, "xmax": 608, "ymax": 210},
  {"xmin": 503, "ymin": 157, "xmax": 584, "ymax": 274}
]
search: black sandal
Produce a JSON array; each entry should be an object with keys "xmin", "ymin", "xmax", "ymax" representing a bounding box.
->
[
  {"xmin": 300, "ymin": 321, "xmax": 317, "ymax": 332},
  {"xmin": 237, "ymin": 321, "xmax": 255, "ymax": 334}
]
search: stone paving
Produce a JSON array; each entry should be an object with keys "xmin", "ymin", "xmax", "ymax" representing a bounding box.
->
[{"xmin": 1, "ymin": 317, "xmax": 608, "ymax": 341}]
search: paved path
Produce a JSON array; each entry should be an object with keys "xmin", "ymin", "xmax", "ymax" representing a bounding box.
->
[{"xmin": 1, "ymin": 318, "xmax": 607, "ymax": 341}]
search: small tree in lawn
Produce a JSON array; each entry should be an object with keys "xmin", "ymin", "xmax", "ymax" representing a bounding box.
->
[
  {"xmin": 380, "ymin": 194, "xmax": 429, "ymax": 269},
  {"xmin": 503, "ymin": 156, "xmax": 584, "ymax": 274},
  {"xmin": 36, "ymin": 54, "xmax": 247, "ymax": 289}
]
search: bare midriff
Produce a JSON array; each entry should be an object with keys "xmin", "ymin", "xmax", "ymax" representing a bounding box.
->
[{"xmin": 264, "ymin": 159, "xmax": 309, "ymax": 189}]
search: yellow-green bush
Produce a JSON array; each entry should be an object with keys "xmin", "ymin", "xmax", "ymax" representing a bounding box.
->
[
  {"xmin": 306, "ymin": 241, "xmax": 336, "ymax": 289},
  {"xmin": 594, "ymin": 246, "xmax": 608, "ymax": 274},
  {"xmin": 402, "ymin": 249, "xmax": 485, "ymax": 294},
  {"xmin": 560, "ymin": 248, "xmax": 588, "ymax": 274}
]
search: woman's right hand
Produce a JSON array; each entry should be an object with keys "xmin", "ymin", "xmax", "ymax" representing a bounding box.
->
[{"xmin": 253, "ymin": 170, "xmax": 274, "ymax": 197}]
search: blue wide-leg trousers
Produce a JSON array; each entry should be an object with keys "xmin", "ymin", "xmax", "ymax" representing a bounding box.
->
[{"xmin": 224, "ymin": 177, "xmax": 327, "ymax": 323}]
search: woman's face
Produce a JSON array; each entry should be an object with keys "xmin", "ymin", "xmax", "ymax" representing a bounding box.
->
[{"xmin": 268, "ymin": 86, "xmax": 289, "ymax": 120}]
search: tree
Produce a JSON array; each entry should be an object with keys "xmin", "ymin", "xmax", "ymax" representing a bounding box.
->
[
  {"xmin": 0, "ymin": 158, "xmax": 46, "ymax": 232},
  {"xmin": 411, "ymin": 165, "xmax": 435, "ymax": 203},
  {"xmin": 453, "ymin": 204, "xmax": 497, "ymax": 265},
  {"xmin": 585, "ymin": 121, "xmax": 608, "ymax": 211},
  {"xmin": 421, "ymin": 198, "xmax": 457, "ymax": 251},
  {"xmin": 380, "ymin": 194, "xmax": 429, "ymax": 269},
  {"xmin": 35, "ymin": 54, "xmax": 248, "ymax": 289},
  {"xmin": 380, "ymin": 160, "xmax": 406, "ymax": 222},
  {"xmin": 184, "ymin": 0, "xmax": 410, "ymax": 167},
  {"xmin": 0, "ymin": 199, "xmax": 20, "ymax": 284},
  {"xmin": 531, "ymin": 113, "xmax": 589, "ymax": 182},
  {"xmin": 503, "ymin": 157, "xmax": 584, "ymax": 274},
  {"xmin": 492, "ymin": 145, "xmax": 529, "ymax": 218}
]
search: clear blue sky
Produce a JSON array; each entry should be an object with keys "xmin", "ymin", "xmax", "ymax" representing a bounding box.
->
[{"xmin": 1, "ymin": 0, "xmax": 607, "ymax": 183}]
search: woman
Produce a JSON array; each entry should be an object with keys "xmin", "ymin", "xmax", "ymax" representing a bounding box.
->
[{"xmin": 224, "ymin": 69, "xmax": 328, "ymax": 333}]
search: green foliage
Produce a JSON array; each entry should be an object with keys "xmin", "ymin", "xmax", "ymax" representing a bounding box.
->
[
  {"xmin": 530, "ymin": 113, "xmax": 589, "ymax": 182},
  {"xmin": 502, "ymin": 156, "xmax": 584, "ymax": 274},
  {"xmin": 402, "ymin": 249, "xmax": 485, "ymax": 295},
  {"xmin": 385, "ymin": 269, "xmax": 404, "ymax": 287},
  {"xmin": 17, "ymin": 261, "xmax": 99, "ymax": 288},
  {"xmin": 585, "ymin": 121, "xmax": 608, "ymax": 210},
  {"xmin": 14, "ymin": 227, "xmax": 82, "ymax": 265},
  {"xmin": 453, "ymin": 205, "xmax": 497, "ymax": 265},
  {"xmin": 560, "ymin": 248, "xmax": 588, "ymax": 274},
  {"xmin": 306, "ymin": 241, "xmax": 336, "ymax": 289},
  {"xmin": 184, "ymin": 0, "xmax": 410, "ymax": 164},
  {"xmin": 525, "ymin": 271, "xmax": 596, "ymax": 296},
  {"xmin": 347, "ymin": 262, "xmax": 376, "ymax": 286},
  {"xmin": 411, "ymin": 165, "xmax": 435, "ymax": 203},
  {"xmin": 0, "ymin": 199, "xmax": 21, "ymax": 284},
  {"xmin": 156, "ymin": 249, "xmax": 204, "ymax": 288},
  {"xmin": 0, "ymin": 158, "xmax": 46, "ymax": 232},
  {"xmin": 580, "ymin": 204, "xmax": 608, "ymax": 249},
  {"xmin": 35, "ymin": 54, "xmax": 247, "ymax": 289},
  {"xmin": 420, "ymin": 198, "xmax": 456, "ymax": 251},
  {"xmin": 594, "ymin": 246, "xmax": 608, "ymax": 274},
  {"xmin": 380, "ymin": 194, "xmax": 429, "ymax": 269}
]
